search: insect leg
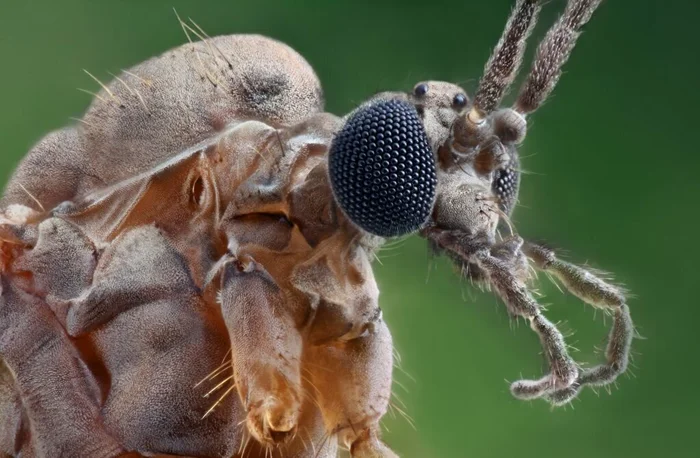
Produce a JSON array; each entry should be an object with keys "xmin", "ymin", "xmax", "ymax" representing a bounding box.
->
[
  {"xmin": 472, "ymin": 248, "xmax": 580, "ymax": 399},
  {"xmin": 238, "ymin": 394, "xmax": 338, "ymax": 458},
  {"xmin": 65, "ymin": 225, "xmax": 199, "ymax": 336},
  {"xmin": 219, "ymin": 257, "xmax": 303, "ymax": 448},
  {"xmin": 0, "ymin": 276, "xmax": 125, "ymax": 456},
  {"xmin": 426, "ymin": 229, "xmax": 579, "ymax": 401},
  {"xmin": 49, "ymin": 225, "xmax": 240, "ymax": 455},
  {"xmin": 13, "ymin": 217, "xmax": 97, "ymax": 307},
  {"xmin": 515, "ymin": 0, "xmax": 605, "ymax": 114},
  {"xmin": 523, "ymin": 241, "xmax": 634, "ymax": 405},
  {"xmin": 306, "ymin": 315, "xmax": 396, "ymax": 458}
]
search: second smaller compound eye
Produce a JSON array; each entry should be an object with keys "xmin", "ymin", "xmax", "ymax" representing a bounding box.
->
[
  {"xmin": 453, "ymin": 93, "xmax": 468, "ymax": 108},
  {"xmin": 414, "ymin": 83, "xmax": 429, "ymax": 96}
]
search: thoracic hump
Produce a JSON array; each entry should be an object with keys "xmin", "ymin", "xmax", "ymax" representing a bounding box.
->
[{"xmin": 81, "ymin": 34, "xmax": 324, "ymax": 185}]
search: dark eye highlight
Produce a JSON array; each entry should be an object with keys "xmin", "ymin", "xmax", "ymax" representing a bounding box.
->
[
  {"xmin": 453, "ymin": 93, "xmax": 467, "ymax": 108},
  {"xmin": 414, "ymin": 83, "xmax": 429, "ymax": 96}
]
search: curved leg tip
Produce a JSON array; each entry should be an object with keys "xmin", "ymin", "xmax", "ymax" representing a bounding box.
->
[{"xmin": 246, "ymin": 395, "xmax": 300, "ymax": 447}]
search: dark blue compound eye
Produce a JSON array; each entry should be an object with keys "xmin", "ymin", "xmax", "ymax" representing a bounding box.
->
[
  {"xmin": 328, "ymin": 99, "xmax": 437, "ymax": 237},
  {"xmin": 492, "ymin": 166, "xmax": 520, "ymax": 215}
]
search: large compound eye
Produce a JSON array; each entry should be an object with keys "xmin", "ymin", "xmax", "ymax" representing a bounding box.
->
[{"xmin": 329, "ymin": 99, "xmax": 437, "ymax": 237}]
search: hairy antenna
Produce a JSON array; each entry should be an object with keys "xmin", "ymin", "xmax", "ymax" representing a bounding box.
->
[
  {"xmin": 515, "ymin": 0, "xmax": 604, "ymax": 114},
  {"xmin": 472, "ymin": 0, "xmax": 542, "ymax": 121}
]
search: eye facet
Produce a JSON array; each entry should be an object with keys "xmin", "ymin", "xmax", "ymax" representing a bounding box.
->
[
  {"xmin": 328, "ymin": 99, "xmax": 437, "ymax": 237},
  {"xmin": 453, "ymin": 93, "xmax": 468, "ymax": 108},
  {"xmin": 414, "ymin": 83, "xmax": 429, "ymax": 97}
]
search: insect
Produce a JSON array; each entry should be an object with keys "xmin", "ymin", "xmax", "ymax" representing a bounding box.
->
[{"xmin": 0, "ymin": 0, "xmax": 633, "ymax": 456}]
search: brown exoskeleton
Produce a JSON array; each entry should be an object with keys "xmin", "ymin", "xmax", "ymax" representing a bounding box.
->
[{"xmin": 0, "ymin": 1, "xmax": 633, "ymax": 457}]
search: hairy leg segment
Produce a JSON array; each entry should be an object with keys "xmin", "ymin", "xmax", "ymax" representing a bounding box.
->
[{"xmin": 425, "ymin": 229, "xmax": 633, "ymax": 406}]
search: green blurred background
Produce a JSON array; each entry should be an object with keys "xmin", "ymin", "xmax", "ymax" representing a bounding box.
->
[{"xmin": 1, "ymin": 0, "xmax": 697, "ymax": 457}]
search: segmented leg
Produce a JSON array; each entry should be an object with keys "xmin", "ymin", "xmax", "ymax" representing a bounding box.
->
[
  {"xmin": 0, "ymin": 213, "xmax": 130, "ymax": 456},
  {"xmin": 473, "ymin": 249, "xmax": 579, "ymax": 398},
  {"xmin": 219, "ymin": 256, "xmax": 304, "ymax": 447},
  {"xmin": 13, "ymin": 217, "xmax": 97, "ymax": 311},
  {"xmin": 87, "ymin": 226, "xmax": 238, "ymax": 455},
  {"xmin": 306, "ymin": 316, "xmax": 396, "ymax": 457},
  {"xmin": 515, "ymin": 0, "xmax": 605, "ymax": 114},
  {"xmin": 239, "ymin": 395, "xmax": 338, "ymax": 458},
  {"xmin": 64, "ymin": 224, "xmax": 200, "ymax": 336},
  {"xmin": 0, "ymin": 277, "xmax": 126, "ymax": 457},
  {"xmin": 426, "ymin": 230, "xmax": 579, "ymax": 400},
  {"xmin": 523, "ymin": 241, "xmax": 633, "ymax": 405}
]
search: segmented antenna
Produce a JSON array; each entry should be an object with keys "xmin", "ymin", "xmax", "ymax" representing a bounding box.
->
[
  {"xmin": 515, "ymin": 0, "xmax": 604, "ymax": 114},
  {"xmin": 471, "ymin": 0, "xmax": 542, "ymax": 122}
]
